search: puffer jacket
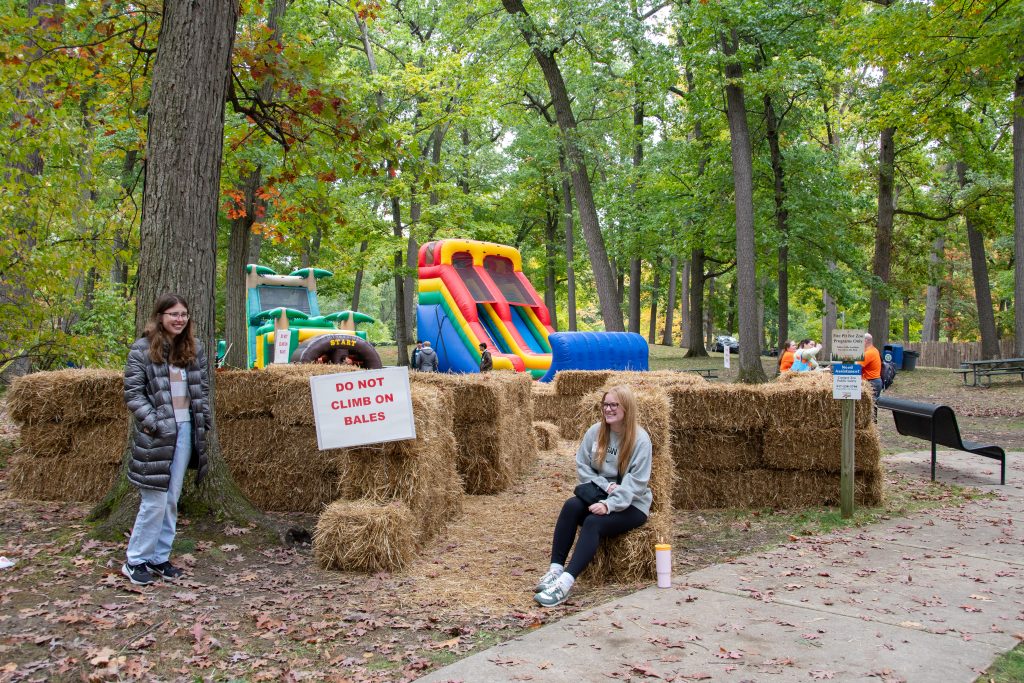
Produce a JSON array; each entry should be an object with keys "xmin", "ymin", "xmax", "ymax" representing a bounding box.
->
[{"xmin": 124, "ymin": 337, "xmax": 211, "ymax": 491}]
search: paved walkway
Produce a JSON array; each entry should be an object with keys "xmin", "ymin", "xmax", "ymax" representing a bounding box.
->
[{"xmin": 421, "ymin": 451, "xmax": 1022, "ymax": 682}]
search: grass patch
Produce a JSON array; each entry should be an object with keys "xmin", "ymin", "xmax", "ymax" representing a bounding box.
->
[{"xmin": 977, "ymin": 643, "xmax": 1024, "ymax": 683}]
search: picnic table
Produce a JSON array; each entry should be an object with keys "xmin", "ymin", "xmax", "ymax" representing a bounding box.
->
[
  {"xmin": 956, "ymin": 358, "xmax": 1024, "ymax": 387},
  {"xmin": 677, "ymin": 368, "xmax": 719, "ymax": 380}
]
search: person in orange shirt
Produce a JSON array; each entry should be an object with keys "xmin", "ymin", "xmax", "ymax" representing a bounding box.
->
[
  {"xmin": 858, "ymin": 333, "xmax": 883, "ymax": 403},
  {"xmin": 777, "ymin": 340, "xmax": 796, "ymax": 374}
]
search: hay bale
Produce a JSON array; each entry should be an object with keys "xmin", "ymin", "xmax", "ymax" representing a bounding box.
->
[
  {"xmin": 533, "ymin": 421, "xmax": 560, "ymax": 451},
  {"xmin": 7, "ymin": 453, "xmax": 120, "ymax": 502},
  {"xmin": 767, "ymin": 374, "xmax": 873, "ymax": 429},
  {"xmin": 69, "ymin": 420, "xmax": 130, "ymax": 465},
  {"xmin": 313, "ymin": 499, "xmax": 417, "ymax": 572},
  {"xmin": 762, "ymin": 425, "xmax": 882, "ymax": 473},
  {"xmin": 16, "ymin": 423, "xmax": 73, "ymax": 457},
  {"xmin": 586, "ymin": 510, "xmax": 673, "ymax": 585},
  {"xmin": 214, "ymin": 369, "xmax": 275, "ymax": 418},
  {"xmin": 667, "ymin": 384, "xmax": 771, "ymax": 433},
  {"xmin": 553, "ymin": 370, "xmax": 614, "ymax": 397},
  {"xmin": 8, "ymin": 369, "xmax": 124, "ymax": 425},
  {"xmin": 672, "ymin": 428, "xmax": 763, "ymax": 470},
  {"xmin": 674, "ymin": 468, "xmax": 883, "ymax": 509}
]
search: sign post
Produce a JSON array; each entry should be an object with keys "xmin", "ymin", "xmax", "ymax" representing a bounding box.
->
[
  {"xmin": 831, "ymin": 329, "xmax": 866, "ymax": 519},
  {"xmin": 723, "ymin": 344, "xmax": 731, "ymax": 369}
]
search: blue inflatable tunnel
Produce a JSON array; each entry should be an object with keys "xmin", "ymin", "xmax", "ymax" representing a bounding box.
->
[{"xmin": 539, "ymin": 332, "xmax": 649, "ymax": 382}]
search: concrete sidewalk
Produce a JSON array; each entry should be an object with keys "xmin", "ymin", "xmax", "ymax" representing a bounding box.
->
[{"xmin": 421, "ymin": 451, "xmax": 1022, "ymax": 682}]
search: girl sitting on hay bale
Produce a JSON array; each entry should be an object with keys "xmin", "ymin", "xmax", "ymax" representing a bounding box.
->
[
  {"xmin": 534, "ymin": 384, "xmax": 652, "ymax": 607},
  {"xmin": 121, "ymin": 293, "xmax": 211, "ymax": 586}
]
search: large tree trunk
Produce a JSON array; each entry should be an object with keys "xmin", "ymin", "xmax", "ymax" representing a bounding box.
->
[
  {"xmin": 959, "ymin": 162, "xmax": 1000, "ymax": 359},
  {"xmin": 1014, "ymin": 73, "xmax": 1024, "ymax": 356},
  {"xmin": 684, "ymin": 251, "xmax": 708, "ymax": 357},
  {"xmin": 225, "ymin": 168, "xmax": 263, "ymax": 368},
  {"xmin": 662, "ymin": 253, "xmax": 677, "ymax": 346},
  {"xmin": 704, "ymin": 277, "xmax": 715, "ymax": 350},
  {"xmin": 679, "ymin": 260, "xmax": 690, "ymax": 347},
  {"xmin": 352, "ymin": 240, "xmax": 369, "ymax": 310},
  {"xmin": 647, "ymin": 256, "xmax": 662, "ymax": 344},
  {"xmin": 544, "ymin": 188, "xmax": 559, "ymax": 330},
  {"xmin": 559, "ymin": 154, "xmax": 577, "ymax": 331},
  {"xmin": 91, "ymin": 0, "xmax": 253, "ymax": 536},
  {"xmin": 501, "ymin": 0, "xmax": 623, "ymax": 331},
  {"xmin": 822, "ymin": 262, "xmax": 838, "ymax": 359},
  {"xmin": 722, "ymin": 30, "xmax": 766, "ymax": 383},
  {"xmin": 922, "ymin": 237, "xmax": 944, "ymax": 342},
  {"xmin": 629, "ymin": 258, "xmax": 642, "ymax": 333},
  {"xmin": 392, "ymin": 195, "xmax": 410, "ymax": 366},
  {"xmin": 628, "ymin": 101, "xmax": 644, "ymax": 334},
  {"xmin": 869, "ymin": 124, "xmax": 896, "ymax": 348},
  {"xmin": 765, "ymin": 94, "xmax": 790, "ymax": 346}
]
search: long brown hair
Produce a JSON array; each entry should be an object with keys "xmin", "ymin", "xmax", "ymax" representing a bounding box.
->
[
  {"xmin": 777, "ymin": 340, "xmax": 794, "ymax": 372},
  {"xmin": 594, "ymin": 385, "xmax": 639, "ymax": 476},
  {"xmin": 143, "ymin": 293, "xmax": 197, "ymax": 366}
]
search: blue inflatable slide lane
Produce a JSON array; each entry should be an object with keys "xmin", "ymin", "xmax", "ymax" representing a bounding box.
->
[{"xmin": 538, "ymin": 332, "xmax": 649, "ymax": 382}]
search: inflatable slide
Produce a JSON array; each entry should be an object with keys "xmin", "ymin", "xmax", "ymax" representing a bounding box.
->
[{"xmin": 417, "ymin": 239, "xmax": 648, "ymax": 379}]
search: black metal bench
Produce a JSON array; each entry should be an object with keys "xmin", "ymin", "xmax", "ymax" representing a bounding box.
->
[
  {"xmin": 876, "ymin": 396, "xmax": 1006, "ymax": 485},
  {"xmin": 687, "ymin": 368, "xmax": 718, "ymax": 380}
]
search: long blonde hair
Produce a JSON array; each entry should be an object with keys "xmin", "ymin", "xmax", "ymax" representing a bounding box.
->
[{"xmin": 594, "ymin": 385, "xmax": 638, "ymax": 475}]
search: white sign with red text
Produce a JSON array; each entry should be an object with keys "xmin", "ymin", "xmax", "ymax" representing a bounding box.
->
[
  {"xmin": 274, "ymin": 329, "xmax": 292, "ymax": 364},
  {"xmin": 309, "ymin": 367, "xmax": 416, "ymax": 450}
]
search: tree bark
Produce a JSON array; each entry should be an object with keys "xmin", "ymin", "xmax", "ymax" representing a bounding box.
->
[
  {"xmin": 922, "ymin": 237, "xmax": 944, "ymax": 342},
  {"xmin": 500, "ymin": 0, "xmax": 623, "ymax": 331},
  {"xmin": 822, "ymin": 262, "xmax": 838, "ymax": 359},
  {"xmin": 647, "ymin": 256, "xmax": 662, "ymax": 344},
  {"xmin": 765, "ymin": 94, "xmax": 789, "ymax": 346},
  {"xmin": 628, "ymin": 101, "xmax": 644, "ymax": 334},
  {"xmin": 869, "ymin": 124, "xmax": 896, "ymax": 349},
  {"xmin": 559, "ymin": 154, "xmax": 577, "ymax": 331},
  {"xmin": 958, "ymin": 162, "xmax": 1000, "ymax": 359},
  {"xmin": 1014, "ymin": 72, "xmax": 1024, "ymax": 355},
  {"xmin": 225, "ymin": 168, "xmax": 263, "ymax": 368},
  {"xmin": 722, "ymin": 30, "xmax": 766, "ymax": 382},
  {"xmin": 352, "ymin": 240, "xmax": 369, "ymax": 310},
  {"xmin": 679, "ymin": 260, "xmax": 690, "ymax": 347},
  {"xmin": 92, "ymin": 0, "xmax": 254, "ymax": 536},
  {"xmin": 704, "ymin": 277, "xmax": 715, "ymax": 350},
  {"xmin": 545, "ymin": 185, "xmax": 559, "ymax": 329},
  {"xmin": 684, "ymin": 250, "xmax": 708, "ymax": 357},
  {"xmin": 662, "ymin": 254, "xmax": 677, "ymax": 346}
]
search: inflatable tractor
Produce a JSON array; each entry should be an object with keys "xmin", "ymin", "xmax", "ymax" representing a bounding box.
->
[{"xmin": 245, "ymin": 264, "xmax": 382, "ymax": 369}]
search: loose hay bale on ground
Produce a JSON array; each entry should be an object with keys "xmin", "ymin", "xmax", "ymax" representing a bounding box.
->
[
  {"xmin": 314, "ymin": 499, "xmax": 417, "ymax": 572},
  {"xmin": 8, "ymin": 369, "xmax": 124, "ymax": 425},
  {"xmin": 762, "ymin": 425, "xmax": 882, "ymax": 473},
  {"xmin": 672, "ymin": 428, "xmax": 763, "ymax": 470},
  {"xmin": 533, "ymin": 421, "xmax": 560, "ymax": 451}
]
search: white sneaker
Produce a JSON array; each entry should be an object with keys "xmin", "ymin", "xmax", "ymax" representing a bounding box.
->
[
  {"xmin": 534, "ymin": 583, "xmax": 570, "ymax": 607},
  {"xmin": 534, "ymin": 568, "xmax": 562, "ymax": 593}
]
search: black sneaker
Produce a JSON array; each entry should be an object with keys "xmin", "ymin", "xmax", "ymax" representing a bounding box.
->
[
  {"xmin": 121, "ymin": 562, "xmax": 155, "ymax": 586},
  {"xmin": 148, "ymin": 561, "xmax": 184, "ymax": 580}
]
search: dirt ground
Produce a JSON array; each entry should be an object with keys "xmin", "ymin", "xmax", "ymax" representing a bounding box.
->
[{"xmin": 1, "ymin": 364, "xmax": 1021, "ymax": 682}]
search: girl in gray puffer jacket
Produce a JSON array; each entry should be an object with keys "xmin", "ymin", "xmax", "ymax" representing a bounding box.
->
[{"xmin": 121, "ymin": 293, "xmax": 211, "ymax": 586}]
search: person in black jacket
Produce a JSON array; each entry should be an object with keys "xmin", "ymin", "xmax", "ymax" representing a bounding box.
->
[
  {"xmin": 479, "ymin": 342, "xmax": 493, "ymax": 372},
  {"xmin": 121, "ymin": 293, "xmax": 211, "ymax": 586}
]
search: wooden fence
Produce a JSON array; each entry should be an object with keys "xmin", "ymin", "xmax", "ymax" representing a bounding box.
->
[{"xmin": 900, "ymin": 339, "xmax": 1017, "ymax": 369}]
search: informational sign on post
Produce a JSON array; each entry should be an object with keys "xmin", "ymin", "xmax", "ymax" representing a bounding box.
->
[
  {"xmin": 832, "ymin": 363, "xmax": 863, "ymax": 400},
  {"xmin": 723, "ymin": 345, "xmax": 731, "ymax": 369},
  {"xmin": 831, "ymin": 329, "xmax": 865, "ymax": 361},
  {"xmin": 273, "ymin": 329, "xmax": 292, "ymax": 364},
  {"xmin": 309, "ymin": 366, "xmax": 416, "ymax": 450}
]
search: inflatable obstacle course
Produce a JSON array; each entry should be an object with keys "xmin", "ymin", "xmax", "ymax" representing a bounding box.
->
[
  {"xmin": 416, "ymin": 239, "xmax": 649, "ymax": 378},
  {"xmin": 244, "ymin": 264, "xmax": 381, "ymax": 369}
]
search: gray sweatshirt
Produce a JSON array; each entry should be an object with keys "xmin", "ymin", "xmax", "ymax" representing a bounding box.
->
[{"xmin": 575, "ymin": 423, "xmax": 653, "ymax": 516}]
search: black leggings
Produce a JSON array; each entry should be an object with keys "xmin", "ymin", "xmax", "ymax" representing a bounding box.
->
[{"xmin": 551, "ymin": 496, "xmax": 648, "ymax": 578}]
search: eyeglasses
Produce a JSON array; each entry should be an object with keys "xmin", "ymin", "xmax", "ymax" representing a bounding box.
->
[
  {"xmin": 601, "ymin": 402, "xmax": 620, "ymax": 410},
  {"xmin": 164, "ymin": 312, "xmax": 189, "ymax": 320}
]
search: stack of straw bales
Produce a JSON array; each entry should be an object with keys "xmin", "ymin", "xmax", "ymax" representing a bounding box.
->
[
  {"xmin": 7, "ymin": 369, "xmax": 127, "ymax": 501},
  {"xmin": 673, "ymin": 372, "xmax": 882, "ymax": 509},
  {"xmin": 409, "ymin": 372, "xmax": 536, "ymax": 494}
]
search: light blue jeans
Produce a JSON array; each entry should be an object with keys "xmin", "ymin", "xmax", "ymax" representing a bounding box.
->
[{"xmin": 126, "ymin": 421, "xmax": 191, "ymax": 566}]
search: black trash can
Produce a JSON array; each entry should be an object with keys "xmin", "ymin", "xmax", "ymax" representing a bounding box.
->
[{"xmin": 903, "ymin": 350, "xmax": 919, "ymax": 371}]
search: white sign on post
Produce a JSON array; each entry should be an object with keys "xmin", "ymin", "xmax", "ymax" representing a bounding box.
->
[
  {"xmin": 723, "ymin": 345, "xmax": 731, "ymax": 369},
  {"xmin": 309, "ymin": 366, "xmax": 416, "ymax": 450},
  {"xmin": 831, "ymin": 329, "xmax": 865, "ymax": 361},
  {"xmin": 273, "ymin": 329, "xmax": 292, "ymax": 364},
  {"xmin": 832, "ymin": 363, "xmax": 863, "ymax": 400}
]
